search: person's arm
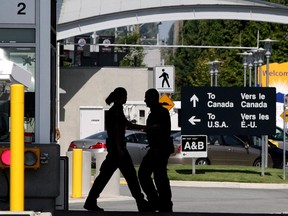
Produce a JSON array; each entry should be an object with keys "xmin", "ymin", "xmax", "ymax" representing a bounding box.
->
[
  {"xmin": 126, "ymin": 120, "xmax": 146, "ymax": 130},
  {"xmin": 126, "ymin": 120, "xmax": 160, "ymax": 131}
]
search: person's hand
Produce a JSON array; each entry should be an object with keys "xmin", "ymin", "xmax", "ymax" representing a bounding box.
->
[{"xmin": 55, "ymin": 128, "xmax": 61, "ymax": 141}]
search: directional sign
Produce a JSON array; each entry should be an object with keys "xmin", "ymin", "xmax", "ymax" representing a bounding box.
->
[
  {"xmin": 159, "ymin": 93, "xmax": 174, "ymax": 111},
  {"xmin": 154, "ymin": 66, "xmax": 175, "ymax": 93},
  {"xmin": 181, "ymin": 87, "xmax": 276, "ymax": 135},
  {"xmin": 181, "ymin": 135, "xmax": 207, "ymax": 158}
]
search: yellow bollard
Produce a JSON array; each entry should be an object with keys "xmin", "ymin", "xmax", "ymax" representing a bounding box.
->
[
  {"xmin": 10, "ymin": 84, "xmax": 25, "ymax": 211},
  {"xmin": 72, "ymin": 149, "xmax": 83, "ymax": 198}
]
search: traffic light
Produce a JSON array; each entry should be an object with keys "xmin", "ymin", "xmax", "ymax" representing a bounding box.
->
[{"xmin": 0, "ymin": 147, "xmax": 40, "ymax": 169}]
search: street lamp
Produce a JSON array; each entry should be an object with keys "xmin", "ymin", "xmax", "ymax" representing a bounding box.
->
[
  {"xmin": 238, "ymin": 52, "xmax": 252, "ymax": 87},
  {"xmin": 207, "ymin": 62, "xmax": 214, "ymax": 87},
  {"xmin": 259, "ymin": 38, "xmax": 278, "ymax": 87},
  {"xmin": 257, "ymin": 48, "xmax": 265, "ymax": 87},
  {"xmin": 91, "ymin": 32, "xmax": 99, "ymax": 52},
  {"xmin": 249, "ymin": 49, "xmax": 259, "ymax": 87},
  {"xmin": 156, "ymin": 22, "xmax": 162, "ymax": 45},
  {"xmin": 259, "ymin": 39, "xmax": 277, "ymax": 169},
  {"xmin": 247, "ymin": 53, "xmax": 253, "ymax": 87},
  {"xmin": 207, "ymin": 60, "xmax": 221, "ymax": 87},
  {"xmin": 213, "ymin": 60, "xmax": 221, "ymax": 87}
]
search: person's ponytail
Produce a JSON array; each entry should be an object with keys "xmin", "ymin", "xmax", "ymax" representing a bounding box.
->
[
  {"xmin": 105, "ymin": 91, "xmax": 115, "ymax": 105},
  {"xmin": 105, "ymin": 87, "xmax": 127, "ymax": 105}
]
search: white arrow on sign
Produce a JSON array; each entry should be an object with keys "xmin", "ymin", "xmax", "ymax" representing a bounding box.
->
[
  {"xmin": 189, "ymin": 116, "xmax": 201, "ymax": 125},
  {"xmin": 190, "ymin": 94, "xmax": 199, "ymax": 107}
]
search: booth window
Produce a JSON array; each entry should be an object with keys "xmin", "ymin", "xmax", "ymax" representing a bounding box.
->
[{"xmin": 0, "ymin": 47, "xmax": 35, "ymax": 142}]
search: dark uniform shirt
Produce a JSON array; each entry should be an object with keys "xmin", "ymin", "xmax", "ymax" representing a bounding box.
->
[
  {"xmin": 146, "ymin": 104, "xmax": 171, "ymax": 152},
  {"xmin": 105, "ymin": 104, "xmax": 127, "ymax": 152}
]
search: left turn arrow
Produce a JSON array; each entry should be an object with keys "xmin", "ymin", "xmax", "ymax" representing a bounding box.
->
[{"xmin": 188, "ymin": 116, "xmax": 201, "ymax": 125}]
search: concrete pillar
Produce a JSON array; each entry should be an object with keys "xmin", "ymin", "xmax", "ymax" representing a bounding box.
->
[
  {"xmin": 94, "ymin": 152, "xmax": 120, "ymax": 197},
  {"xmin": 67, "ymin": 151, "xmax": 91, "ymax": 197}
]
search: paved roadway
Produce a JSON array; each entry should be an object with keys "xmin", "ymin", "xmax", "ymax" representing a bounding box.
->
[{"xmin": 55, "ymin": 180, "xmax": 288, "ymax": 216}]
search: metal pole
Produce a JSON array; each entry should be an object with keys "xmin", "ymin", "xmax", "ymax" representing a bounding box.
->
[
  {"xmin": 260, "ymin": 58, "xmax": 265, "ymax": 175},
  {"xmin": 266, "ymin": 56, "xmax": 270, "ymax": 87},
  {"xmin": 257, "ymin": 47, "xmax": 264, "ymax": 87},
  {"xmin": 259, "ymin": 63, "xmax": 262, "ymax": 87},
  {"xmin": 61, "ymin": 42, "xmax": 258, "ymax": 50},
  {"xmin": 10, "ymin": 84, "xmax": 25, "ymax": 211},
  {"xmin": 264, "ymin": 55, "xmax": 270, "ymax": 168},
  {"xmin": 208, "ymin": 62, "xmax": 214, "ymax": 87},
  {"xmin": 254, "ymin": 64, "xmax": 258, "ymax": 87},
  {"xmin": 244, "ymin": 52, "xmax": 253, "ymax": 87},
  {"xmin": 283, "ymin": 101, "xmax": 286, "ymax": 180},
  {"xmin": 56, "ymin": 42, "xmax": 60, "ymax": 143},
  {"xmin": 261, "ymin": 135, "xmax": 265, "ymax": 176},
  {"xmin": 243, "ymin": 66, "xmax": 247, "ymax": 87},
  {"xmin": 213, "ymin": 60, "xmax": 220, "ymax": 87},
  {"xmin": 249, "ymin": 66, "xmax": 252, "ymax": 87},
  {"xmin": 265, "ymin": 135, "xmax": 268, "ymax": 168},
  {"xmin": 210, "ymin": 73, "xmax": 213, "ymax": 87},
  {"xmin": 192, "ymin": 158, "xmax": 196, "ymax": 174}
]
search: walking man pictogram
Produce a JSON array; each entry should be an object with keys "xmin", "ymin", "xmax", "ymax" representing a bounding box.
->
[{"xmin": 159, "ymin": 69, "xmax": 170, "ymax": 88}]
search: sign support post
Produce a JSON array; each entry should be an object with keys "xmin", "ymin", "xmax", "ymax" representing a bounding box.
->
[
  {"xmin": 261, "ymin": 137, "xmax": 265, "ymax": 176},
  {"xmin": 192, "ymin": 158, "xmax": 196, "ymax": 175},
  {"xmin": 283, "ymin": 95, "xmax": 288, "ymax": 180}
]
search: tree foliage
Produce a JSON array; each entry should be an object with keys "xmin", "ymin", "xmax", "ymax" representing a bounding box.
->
[
  {"xmin": 169, "ymin": 18, "xmax": 288, "ymax": 100},
  {"xmin": 118, "ymin": 31, "xmax": 145, "ymax": 67}
]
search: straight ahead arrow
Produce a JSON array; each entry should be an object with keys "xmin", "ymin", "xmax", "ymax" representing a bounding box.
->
[
  {"xmin": 189, "ymin": 116, "xmax": 201, "ymax": 125},
  {"xmin": 190, "ymin": 95, "xmax": 199, "ymax": 107}
]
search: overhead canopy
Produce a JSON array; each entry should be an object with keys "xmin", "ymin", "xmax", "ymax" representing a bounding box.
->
[{"xmin": 57, "ymin": 0, "xmax": 288, "ymax": 40}]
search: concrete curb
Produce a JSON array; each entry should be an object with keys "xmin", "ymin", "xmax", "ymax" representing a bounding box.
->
[
  {"xmin": 168, "ymin": 180, "xmax": 288, "ymax": 189},
  {"xmin": 121, "ymin": 177, "xmax": 288, "ymax": 189},
  {"xmin": 68, "ymin": 179, "xmax": 288, "ymax": 204},
  {"xmin": 69, "ymin": 195, "xmax": 134, "ymax": 204}
]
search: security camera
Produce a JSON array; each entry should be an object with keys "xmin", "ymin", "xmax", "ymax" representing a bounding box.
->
[{"xmin": 0, "ymin": 59, "xmax": 32, "ymax": 88}]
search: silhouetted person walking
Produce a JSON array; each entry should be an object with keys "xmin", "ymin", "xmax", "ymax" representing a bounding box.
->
[
  {"xmin": 138, "ymin": 88, "xmax": 173, "ymax": 212},
  {"xmin": 84, "ymin": 87, "xmax": 150, "ymax": 212},
  {"xmin": 159, "ymin": 69, "xmax": 170, "ymax": 88}
]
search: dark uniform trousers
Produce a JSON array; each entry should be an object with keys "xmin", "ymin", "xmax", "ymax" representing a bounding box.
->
[
  {"xmin": 86, "ymin": 149, "xmax": 145, "ymax": 203},
  {"xmin": 138, "ymin": 148, "xmax": 173, "ymax": 211}
]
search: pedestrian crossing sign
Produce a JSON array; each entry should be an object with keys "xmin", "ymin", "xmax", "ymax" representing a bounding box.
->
[{"xmin": 154, "ymin": 66, "xmax": 175, "ymax": 93}]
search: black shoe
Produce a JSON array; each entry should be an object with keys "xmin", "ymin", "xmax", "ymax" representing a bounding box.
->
[
  {"xmin": 147, "ymin": 200, "xmax": 159, "ymax": 212},
  {"xmin": 137, "ymin": 199, "xmax": 155, "ymax": 212},
  {"xmin": 159, "ymin": 201, "xmax": 173, "ymax": 212},
  {"xmin": 83, "ymin": 203, "xmax": 104, "ymax": 211},
  {"xmin": 159, "ymin": 207, "xmax": 173, "ymax": 212}
]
